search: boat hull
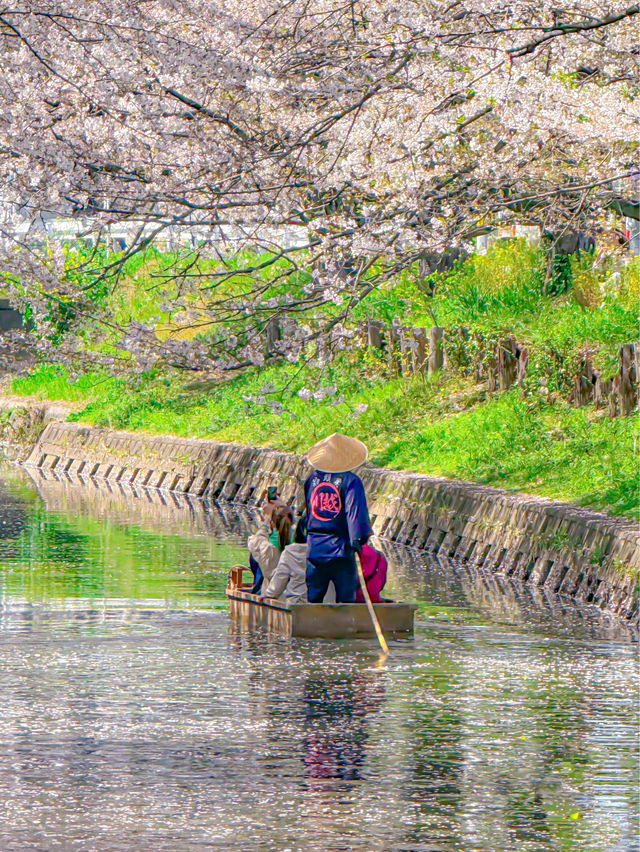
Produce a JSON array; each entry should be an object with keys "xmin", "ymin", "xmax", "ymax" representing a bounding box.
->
[{"xmin": 227, "ymin": 588, "xmax": 417, "ymax": 639}]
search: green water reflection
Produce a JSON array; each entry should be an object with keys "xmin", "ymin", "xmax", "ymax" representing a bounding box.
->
[
  {"xmin": 0, "ymin": 467, "xmax": 637, "ymax": 852},
  {"xmin": 0, "ymin": 471, "xmax": 244, "ymax": 605}
]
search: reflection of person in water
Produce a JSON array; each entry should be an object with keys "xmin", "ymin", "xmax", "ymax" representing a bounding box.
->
[{"xmin": 302, "ymin": 667, "xmax": 384, "ymax": 781}]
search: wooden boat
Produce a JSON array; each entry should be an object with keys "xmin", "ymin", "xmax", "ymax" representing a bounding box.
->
[{"xmin": 226, "ymin": 566, "xmax": 417, "ymax": 639}]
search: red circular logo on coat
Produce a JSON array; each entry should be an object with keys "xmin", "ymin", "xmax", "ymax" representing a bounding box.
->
[{"xmin": 310, "ymin": 482, "xmax": 342, "ymax": 521}]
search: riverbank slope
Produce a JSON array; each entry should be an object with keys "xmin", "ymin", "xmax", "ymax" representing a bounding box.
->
[
  {"xmin": 7, "ymin": 363, "xmax": 638, "ymax": 519},
  {"xmin": 6, "ymin": 241, "xmax": 639, "ymax": 517}
]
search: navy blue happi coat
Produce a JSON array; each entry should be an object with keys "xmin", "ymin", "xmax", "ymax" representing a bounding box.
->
[{"xmin": 304, "ymin": 470, "xmax": 373, "ymax": 561}]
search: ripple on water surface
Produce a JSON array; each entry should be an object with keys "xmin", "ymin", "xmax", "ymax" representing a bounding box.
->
[{"xmin": 0, "ymin": 468, "xmax": 637, "ymax": 851}]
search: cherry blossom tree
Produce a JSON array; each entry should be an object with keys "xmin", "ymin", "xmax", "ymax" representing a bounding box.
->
[{"xmin": 0, "ymin": 0, "xmax": 637, "ymax": 371}]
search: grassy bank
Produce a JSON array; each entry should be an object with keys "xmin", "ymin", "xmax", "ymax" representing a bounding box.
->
[
  {"xmin": 8, "ymin": 240, "xmax": 639, "ymax": 519},
  {"xmin": 11, "ymin": 361, "xmax": 639, "ymax": 518},
  {"xmin": 16, "ymin": 239, "xmax": 639, "ymax": 373}
]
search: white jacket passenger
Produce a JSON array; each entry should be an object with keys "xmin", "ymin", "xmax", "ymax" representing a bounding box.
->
[
  {"xmin": 262, "ymin": 543, "xmax": 308, "ymax": 604},
  {"xmin": 247, "ymin": 522, "xmax": 335, "ymax": 604},
  {"xmin": 247, "ymin": 522, "xmax": 280, "ymax": 587}
]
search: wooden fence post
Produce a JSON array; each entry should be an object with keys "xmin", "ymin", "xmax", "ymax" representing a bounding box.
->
[
  {"xmin": 487, "ymin": 347, "xmax": 499, "ymax": 392},
  {"xmin": 451, "ymin": 327, "xmax": 471, "ymax": 374},
  {"xmin": 265, "ymin": 318, "xmax": 282, "ymax": 355},
  {"xmin": 367, "ymin": 320, "xmax": 384, "ymax": 350},
  {"xmin": 399, "ymin": 326, "xmax": 411, "ymax": 373},
  {"xmin": 571, "ymin": 354, "xmax": 598, "ymax": 406},
  {"xmin": 413, "ymin": 328, "xmax": 428, "ymax": 373},
  {"xmin": 618, "ymin": 343, "xmax": 638, "ymax": 416},
  {"xmin": 473, "ymin": 332, "xmax": 485, "ymax": 382},
  {"xmin": 517, "ymin": 346, "xmax": 529, "ymax": 389},
  {"xmin": 428, "ymin": 327, "xmax": 444, "ymax": 376},
  {"xmin": 498, "ymin": 336, "xmax": 519, "ymax": 390},
  {"xmin": 389, "ymin": 322, "xmax": 403, "ymax": 375},
  {"xmin": 595, "ymin": 376, "xmax": 612, "ymax": 409},
  {"xmin": 609, "ymin": 375, "xmax": 620, "ymax": 417}
]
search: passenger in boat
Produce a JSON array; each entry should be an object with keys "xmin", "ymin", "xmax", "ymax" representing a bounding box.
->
[
  {"xmin": 248, "ymin": 554, "xmax": 263, "ymax": 594},
  {"xmin": 261, "ymin": 514, "xmax": 309, "ymax": 604},
  {"xmin": 304, "ymin": 433, "xmax": 373, "ymax": 603},
  {"xmin": 354, "ymin": 543, "xmax": 388, "ymax": 604},
  {"xmin": 248, "ymin": 488, "xmax": 285, "ymax": 593},
  {"xmin": 247, "ymin": 504, "xmax": 294, "ymax": 592}
]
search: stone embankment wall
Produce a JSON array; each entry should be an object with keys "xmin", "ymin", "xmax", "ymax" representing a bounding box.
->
[
  {"xmin": 0, "ymin": 398, "xmax": 81, "ymax": 460},
  {"xmin": 24, "ymin": 420, "xmax": 639, "ymax": 622},
  {"xmin": 26, "ymin": 467, "xmax": 636, "ymax": 641}
]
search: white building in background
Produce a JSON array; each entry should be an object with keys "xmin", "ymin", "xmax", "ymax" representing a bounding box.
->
[
  {"xmin": 625, "ymin": 217, "xmax": 640, "ymax": 256},
  {"xmin": 617, "ymin": 173, "xmax": 639, "ymax": 256},
  {"xmin": 0, "ymin": 194, "xmax": 309, "ymax": 255},
  {"xmin": 476, "ymin": 219, "xmax": 639, "ymax": 257},
  {"xmin": 1, "ymin": 189, "xmax": 637, "ymax": 257},
  {"xmin": 475, "ymin": 223, "xmax": 542, "ymax": 255}
]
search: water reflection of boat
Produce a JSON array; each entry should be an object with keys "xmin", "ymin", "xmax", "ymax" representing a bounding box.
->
[
  {"xmin": 226, "ymin": 567, "xmax": 417, "ymax": 639},
  {"xmin": 302, "ymin": 668, "xmax": 385, "ymax": 781}
]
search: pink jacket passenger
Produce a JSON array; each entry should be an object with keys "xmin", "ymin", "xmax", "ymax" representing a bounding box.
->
[{"xmin": 355, "ymin": 544, "xmax": 388, "ymax": 604}]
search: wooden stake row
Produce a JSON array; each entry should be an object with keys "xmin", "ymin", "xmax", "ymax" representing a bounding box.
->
[{"xmin": 366, "ymin": 320, "xmax": 638, "ymax": 417}]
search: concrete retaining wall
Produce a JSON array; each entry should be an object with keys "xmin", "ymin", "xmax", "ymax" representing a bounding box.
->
[{"xmin": 24, "ymin": 420, "xmax": 639, "ymax": 622}]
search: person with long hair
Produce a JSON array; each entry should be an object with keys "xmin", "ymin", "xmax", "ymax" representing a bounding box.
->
[
  {"xmin": 247, "ymin": 501, "xmax": 294, "ymax": 591},
  {"xmin": 261, "ymin": 514, "xmax": 309, "ymax": 604}
]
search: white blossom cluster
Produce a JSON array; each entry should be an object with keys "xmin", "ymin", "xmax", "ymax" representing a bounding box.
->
[{"xmin": 0, "ymin": 0, "xmax": 637, "ymax": 371}]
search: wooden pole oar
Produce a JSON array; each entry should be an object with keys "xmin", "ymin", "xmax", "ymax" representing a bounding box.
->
[{"xmin": 356, "ymin": 553, "xmax": 389, "ymax": 656}]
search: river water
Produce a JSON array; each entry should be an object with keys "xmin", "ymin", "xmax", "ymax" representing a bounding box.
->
[{"xmin": 0, "ymin": 467, "xmax": 637, "ymax": 852}]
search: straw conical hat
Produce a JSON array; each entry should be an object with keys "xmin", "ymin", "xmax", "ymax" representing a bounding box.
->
[{"xmin": 306, "ymin": 433, "xmax": 368, "ymax": 473}]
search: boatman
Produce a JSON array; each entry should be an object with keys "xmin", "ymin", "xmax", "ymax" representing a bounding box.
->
[{"xmin": 304, "ymin": 433, "xmax": 373, "ymax": 603}]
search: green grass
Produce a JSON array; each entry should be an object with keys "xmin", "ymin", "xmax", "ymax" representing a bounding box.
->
[
  {"xmin": 357, "ymin": 242, "xmax": 639, "ymax": 367},
  {"xmin": 10, "ymin": 365, "xmax": 112, "ymax": 401},
  {"xmin": 12, "ymin": 361, "xmax": 639, "ymax": 518},
  {"xmin": 8, "ymin": 241, "xmax": 639, "ymax": 519},
  {"xmin": 13, "ymin": 240, "xmax": 637, "ymax": 374}
]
